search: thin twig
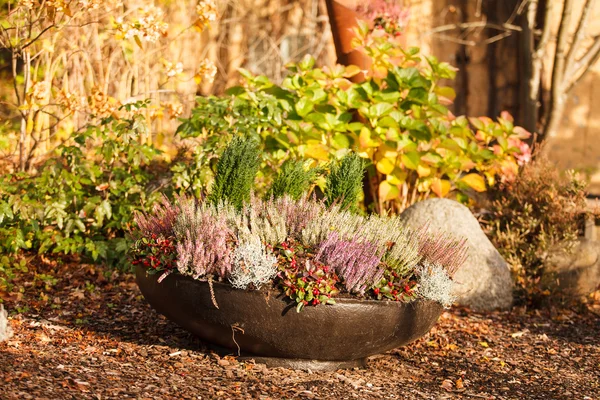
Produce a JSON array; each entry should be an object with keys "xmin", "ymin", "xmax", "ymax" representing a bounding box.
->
[{"xmin": 207, "ymin": 275, "xmax": 219, "ymax": 309}]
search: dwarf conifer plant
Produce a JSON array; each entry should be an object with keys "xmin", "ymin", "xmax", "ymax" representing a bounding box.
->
[
  {"xmin": 207, "ymin": 136, "xmax": 261, "ymax": 210},
  {"xmin": 324, "ymin": 153, "xmax": 364, "ymax": 211},
  {"xmin": 267, "ymin": 160, "xmax": 320, "ymax": 200}
]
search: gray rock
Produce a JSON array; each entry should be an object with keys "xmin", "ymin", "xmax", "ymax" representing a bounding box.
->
[
  {"xmin": 0, "ymin": 305, "xmax": 13, "ymax": 342},
  {"xmin": 542, "ymin": 238, "xmax": 600, "ymax": 298},
  {"xmin": 400, "ymin": 198, "xmax": 513, "ymax": 311}
]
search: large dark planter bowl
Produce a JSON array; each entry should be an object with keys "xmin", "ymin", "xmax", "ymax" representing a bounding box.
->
[{"xmin": 136, "ymin": 266, "xmax": 444, "ymax": 370}]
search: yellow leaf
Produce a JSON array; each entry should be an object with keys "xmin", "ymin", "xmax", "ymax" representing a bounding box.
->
[
  {"xmin": 379, "ymin": 181, "xmax": 400, "ymax": 201},
  {"xmin": 302, "ymin": 143, "xmax": 329, "ymax": 161},
  {"xmin": 376, "ymin": 157, "xmax": 395, "ymax": 175},
  {"xmin": 387, "ymin": 168, "xmax": 407, "ymax": 185},
  {"xmin": 460, "ymin": 173, "xmax": 486, "ymax": 192},
  {"xmin": 431, "ymin": 178, "xmax": 451, "ymax": 197},
  {"xmin": 342, "ymin": 65, "xmax": 361, "ymax": 78},
  {"xmin": 359, "ymin": 127, "xmax": 378, "ymax": 149},
  {"xmin": 417, "ymin": 164, "xmax": 431, "ymax": 178}
]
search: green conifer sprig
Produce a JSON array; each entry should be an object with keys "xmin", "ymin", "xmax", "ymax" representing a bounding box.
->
[
  {"xmin": 324, "ymin": 152, "xmax": 365, "ymax": 212},
  {"xmin": 207, "ymin": 136, "xmax": 261, "ymax": 210},
  {"xmin": 267, "ymin": 160, "xmax": 320, "ymax": 200}
]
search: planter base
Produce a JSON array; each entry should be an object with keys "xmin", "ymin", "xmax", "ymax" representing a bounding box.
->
[
  {"xmin": 241, "ymin": 356, "xmax": 366, "ymax": 371},
  {"xmin": 136, "ymin": 266, "xmax": 443, "ymax": 369}
]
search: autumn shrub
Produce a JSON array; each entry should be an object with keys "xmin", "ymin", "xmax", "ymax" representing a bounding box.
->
[
  {"xmin": 0, "ymin": 103, "xmax": 165, "ymax": 271},
  {"xmin": 179, "ymin": 23, "xmax": 531, "ymax": 214},
  {"xmin": 482, "ymin": 156, "xmax": 591, "ymax": 298}
]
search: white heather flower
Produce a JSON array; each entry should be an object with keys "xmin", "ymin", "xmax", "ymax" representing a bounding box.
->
[
  {"xmin": 415, "ymin": 261, "xmax": 457, "ymax": 308},
  {"xmin": 0, "ymin": 305, "xmax": 13, "ymax": 342},
  {"xmin": 229, "ymin": 234, "xmax": 277, "ymax": 290}
]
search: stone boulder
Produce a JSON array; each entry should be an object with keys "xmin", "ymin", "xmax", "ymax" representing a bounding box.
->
[
  {"xmin": 541, "ymin": 239, "xmax": 600, "ymax": 298},
  {"xmin": 400, "ymin": 198, "xmax": 513, "ymax": 311},
  {"xmin": 0, "ymin": 305, "xmax": 13, "ymax": 342}
]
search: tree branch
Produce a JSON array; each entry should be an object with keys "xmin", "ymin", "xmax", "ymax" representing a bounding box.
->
[
  {"xmin": 565, "ymin": 37, "xmax": 600, "ymax": 93},
  {"xmin": 544, "ymin": 0, "xmax": 574, "ymax": 136},
  {"xmin": 427, "ymin": 21, "xmax": 522, "ymax": 36},
  {"xmin": 564, "ymin": 0, "xmax": 595, "ymax": 80}
]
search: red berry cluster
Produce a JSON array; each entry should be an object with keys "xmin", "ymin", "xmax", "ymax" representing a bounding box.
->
[
  {"xmin": 274, "ymin": 241, "xmax": 340, "ymax": 312},
  {"xmin": 371, "ymin": 270, "xmax": 417, "ymax": 302},
  {"xmin": 131, "ymin": 234, "xmax": 177, "ymax": 273}
]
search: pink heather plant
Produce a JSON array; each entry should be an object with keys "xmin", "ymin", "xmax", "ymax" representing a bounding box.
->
[
  {"xmin": 134, "ymin": 194, "xmax": 181, "ymax": 239},
  {"xmin": 417, "ymin": 227, "xmax": 468, "ymax": 278},
  {"xmin": 275, "ymin": 196, "xmax": 323, "ymax": 240},
  {"xmin": 316, "ymin": 233, "xmax": 385, "ymax": 294},
  {"xmin": 174, "ymin": 201, "xmax": 235, "ymax": 278}
]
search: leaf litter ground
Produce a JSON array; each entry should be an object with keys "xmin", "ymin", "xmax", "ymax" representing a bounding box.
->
[{"xmin": 0, "ymin": 260, "xmax": 598, "ymax": 399}]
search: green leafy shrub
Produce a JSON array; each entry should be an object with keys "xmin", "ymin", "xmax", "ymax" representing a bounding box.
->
[
  {"xmin": 267, "ymin": 160, "xmax": 320, "ymax": 200},
  {"xmin": 324, "ymin": 153, "xmax": 365, "ymax": 211},
  {"xmin": 178, "ymin": 24, "xmax": 531, "ymax": 214},
  {"xmin": 0, "ymin": 102, "xmax": 164, "ymax": 271},
  {"xmin": 482, "ymin": 156, "xmax": 591, "ymax": 298},
  {"xmin": 207, "ymin": 136, "xmax": 261, "ymax": 210}
]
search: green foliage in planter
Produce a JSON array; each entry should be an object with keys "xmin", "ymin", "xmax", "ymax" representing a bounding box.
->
[
  {"xmin": 324, "ymin": 152, "xmax": 365, "ymax": 211},
  {"xmin": 207, "ymin": 136, "xmax": 261, "ymax": 210},
  {"xmin": 267, "ymin": 160, "xmax": 320, "ymax": 200},
  {"xmin": 0, "ymin": 101, "xmax": 165, "ymax": 273},
  {"xmin": 178, "ymin": 23, "xmax": 531, "ymax": 213},
  {"xmin": 482, "ymin": 156, "xmax": 591, "ymax": 299}
]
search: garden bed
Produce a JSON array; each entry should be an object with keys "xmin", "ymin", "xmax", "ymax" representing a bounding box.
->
[{"xmin": 1, "ymin": 260, "xmax": 598, "ymax": 399}]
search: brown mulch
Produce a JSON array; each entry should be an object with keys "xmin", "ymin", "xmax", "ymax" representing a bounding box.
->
[{"xmin": 0, "ymin": 260, "xmax": 599, "ymax": 400}]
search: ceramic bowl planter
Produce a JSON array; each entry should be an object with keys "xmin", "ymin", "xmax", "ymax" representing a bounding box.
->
[{"xmin": 136, "ymin": 265, "xmax": 444, "ymax": 371}]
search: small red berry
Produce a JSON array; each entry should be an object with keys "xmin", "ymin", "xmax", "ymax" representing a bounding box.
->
[
  {"xmin": 373, "ymin": 288, "xmax": 380, "ymax": 295},
  {"xmin": 387, "ymin": 282, "xmax": 393, "ymax": 287}
]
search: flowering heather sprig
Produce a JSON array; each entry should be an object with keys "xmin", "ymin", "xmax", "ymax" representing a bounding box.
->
[
  {"xmin": 316, "ymin": 233, "xmax": 384, "ymax": 294},
  {"xmin": 173, "ymin": 201, "xmax": 234, "ymax": 278},
  {"xmin": 417, "ymin": 227, "xmax": 469, "ymax": 278},
  {"xmin": 260, "ymin": 195, "xmax": 323, "ymax": 241},
  {"xmin": 229, "ymin": 234, "xmax": 278, "ymax": 290},
  {"xmin": 358, "ymin": 215, "xmax": 420, "ymax": 277},
  {"xmin": 301, "ymin": 205, "xmax": 363, "ymax": 247},
  {"xmin": 415, "ymin": 261, "xmax": 457, "ymax": 308},
  {"xmin": 133, "ymin": 194, "xmax": 181, "ymax": 239},
  {"xmin": 246, "ymin": 195, "xmax": 288, "ymax": 245}
]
